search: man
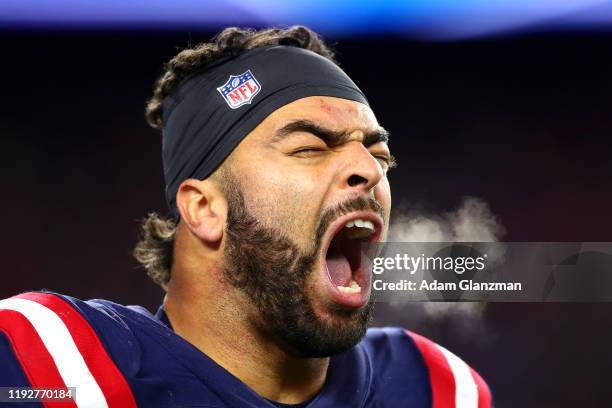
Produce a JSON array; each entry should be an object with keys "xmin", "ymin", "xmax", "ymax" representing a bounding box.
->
[{"xmin": 0, "ymin": 26, "xmax": 492, "ymax": 407}]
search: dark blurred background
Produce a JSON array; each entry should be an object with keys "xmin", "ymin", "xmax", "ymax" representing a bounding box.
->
[{"xmin": 2, "ymin": 4, "xmax": 612, "ymax": 406}]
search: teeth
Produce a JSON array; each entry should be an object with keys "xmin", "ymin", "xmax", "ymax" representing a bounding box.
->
[
  {"xmin": 337, "ymin": 280, "xmax": 362, "ymax": 294},
  {"xmin": 344, "ymin": 219, "xmax": 374, "ymax": 231},
  {"xmin": 344, "ymin": 218, "xmax": 375, "ymax": 239}
]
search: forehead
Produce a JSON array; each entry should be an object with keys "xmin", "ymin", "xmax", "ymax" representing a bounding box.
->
[{"xmin": 248, "ymin": 96, "xmax": 381, "ymax": 142}]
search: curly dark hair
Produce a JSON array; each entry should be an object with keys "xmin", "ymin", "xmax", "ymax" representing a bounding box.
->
[
  {"xmin": 145, "ymin": 26, "xmax": 336, "ymax": 130},
  {"xmin": 133, "ymin": 213, "xmax": 176, "ymax": 290},
  {"xmin": 137, "ymin": 26, "xmax": 336, "ymax": 290}
]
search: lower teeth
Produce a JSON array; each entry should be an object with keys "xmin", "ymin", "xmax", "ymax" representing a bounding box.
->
[{"xmin": 337, "ymin": 280, "xmax": 361, "ymax": 294}]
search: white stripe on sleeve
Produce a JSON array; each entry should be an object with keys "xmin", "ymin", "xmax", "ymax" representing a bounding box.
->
[
  {"xmin": 437, "ymin": 344, "xmax": 479, "ymax": 408},
  {"xmin": 0, "ymin": 297, "xmax": 109, "ymax": 408}
]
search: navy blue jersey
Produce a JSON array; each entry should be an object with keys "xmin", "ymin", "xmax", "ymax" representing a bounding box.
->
[{"xmin": 0, "ymin": 292, "xmax": 491, "ymax": 407}]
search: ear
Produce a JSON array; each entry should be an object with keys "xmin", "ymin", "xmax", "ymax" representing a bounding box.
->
[{"xmin": 176, "ymin": 178, "xmax": 227, "ymax": 243}]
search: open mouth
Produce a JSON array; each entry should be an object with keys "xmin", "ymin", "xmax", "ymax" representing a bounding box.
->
[{"xmin": 321, "ymin": 212, "xmax": 383, "ymax": 307}]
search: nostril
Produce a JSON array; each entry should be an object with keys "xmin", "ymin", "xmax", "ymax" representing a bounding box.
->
[{"xmin": 348, "ymin": 175, "xmax": 368, "ymax": 187}]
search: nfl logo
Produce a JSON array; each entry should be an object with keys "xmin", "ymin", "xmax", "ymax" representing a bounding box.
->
[{"xmin": 217, "ymin": 70, "xmax": 262, "ymax": 109}]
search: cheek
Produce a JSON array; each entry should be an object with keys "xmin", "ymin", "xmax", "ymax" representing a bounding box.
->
[
  {"xmin": 241, "ymin": 166, "xmax": 327, "ymax": 239},
  {"xmin": 375, "ymin": 176, "xmax": 391, "ymax": 203},
  {"xmin": 375, "ymin": 178, "xmax": 392, "ymax": 230}
]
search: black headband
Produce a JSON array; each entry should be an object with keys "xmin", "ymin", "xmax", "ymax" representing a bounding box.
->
[{"xmin": 161, "ymin": 45, "xmax": 369, "ymax": 218}]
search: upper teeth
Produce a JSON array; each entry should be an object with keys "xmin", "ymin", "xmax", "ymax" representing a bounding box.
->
[
  {"xmin": 345, "ymin": 219, "xmax": 375, "ymax": 230},
  {"xmin": 344, "ymin": 219, "xmax": 375, "ymax": 239}
]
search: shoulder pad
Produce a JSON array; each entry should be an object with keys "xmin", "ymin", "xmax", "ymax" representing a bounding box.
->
[
  {"xmin": 406, "ymin": 330, "xmax": 492, "ymax": 408},
  {"xmin": 0, "ymin": 291, "xmax": 137, "ymax": 408}
]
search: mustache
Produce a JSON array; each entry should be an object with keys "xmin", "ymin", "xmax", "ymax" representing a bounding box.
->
[{"xmin": 314, "ymin": 196, "xmax": 385, "ymax": 249}]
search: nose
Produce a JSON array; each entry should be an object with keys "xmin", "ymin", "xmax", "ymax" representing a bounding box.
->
[{"xmin": 338, "ymin": 142, "xmax": 384, "ymax": 194}]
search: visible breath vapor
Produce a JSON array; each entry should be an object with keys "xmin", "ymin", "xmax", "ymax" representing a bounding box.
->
[
  {"xmin": 373, "ymin": 197, "xmax": 505, "ymax": 338},
  {"xmin": 388, "ymin": 196, "xmax": 505, "ymax": 242}
]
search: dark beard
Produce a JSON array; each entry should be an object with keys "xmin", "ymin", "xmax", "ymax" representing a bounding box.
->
[{"xmin": 221, "ymin": 176, "xmax": 383, "ymax": 358}]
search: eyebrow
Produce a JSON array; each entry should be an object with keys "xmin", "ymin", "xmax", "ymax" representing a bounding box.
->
[{"xmin": 272, "ymin": 119, "xmax": 390, "ymax": 147}]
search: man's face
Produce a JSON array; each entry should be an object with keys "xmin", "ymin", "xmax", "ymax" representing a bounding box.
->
[{"xmin": 221, "ymin": 96, "xmax": 393, "ymax": 356}]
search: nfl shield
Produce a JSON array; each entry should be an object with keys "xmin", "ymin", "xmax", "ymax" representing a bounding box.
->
[{"xmin": 217, "ymin": 70, "xmax": 262, "ymax": 109}]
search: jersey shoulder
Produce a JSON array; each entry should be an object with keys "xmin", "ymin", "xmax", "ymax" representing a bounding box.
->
[
  {"xmin": 362, "ymin": 327, "xmax": 493, "ymax": 408},
  {"xmin": 0, "ymin": 291, "xmax": 140, "ymax": 407},
  {"xmin": 0, "ymin": 291, "xmax": 229, "ymax": 407}
]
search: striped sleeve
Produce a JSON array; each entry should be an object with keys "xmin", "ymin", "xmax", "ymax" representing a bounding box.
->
[
  {"xmin": 0, "ymin": 329, "xmax": 44, "ymax": 408},
  {"xmin": 0, "ymin": 292, "xmax": 138, "ymax": 408},
  {"xmin": 406, "ymin": 330, "xmax": 492, "ymax": 408}
]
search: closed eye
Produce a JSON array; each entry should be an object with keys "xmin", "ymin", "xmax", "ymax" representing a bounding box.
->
[
  {"xmin": 292, "ymin": 146, "xmax": 327, "ymax": 156},
  {"xmin": 374, "ymin": 154, "xmax": 397, "ymax": 169}
]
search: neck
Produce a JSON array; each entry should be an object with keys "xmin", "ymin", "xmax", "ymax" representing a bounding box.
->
[{"xmin": 164, "ymin": 272, "xmax": 329, "ymax": 404}]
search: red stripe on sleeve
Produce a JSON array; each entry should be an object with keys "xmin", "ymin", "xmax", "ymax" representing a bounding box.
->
[
  {"xmin": 15, "ymin": 292, "xmax": 138, "ymax": 408},
  {"xmin": 470, "ymin": 367, "xmax": 492, "ymax": 408},
  {"xmin": 0, "ymin": 309, "xmax": 77, "ymax": 408},
  {"xmin": 406, "ymin": 330, "xmax": 456, "ymax": 408}
]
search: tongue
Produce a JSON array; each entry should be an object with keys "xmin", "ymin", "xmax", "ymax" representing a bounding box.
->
[{"xmin": 326, "ymin": 248, "xmax": 352, "ymax": 287}]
